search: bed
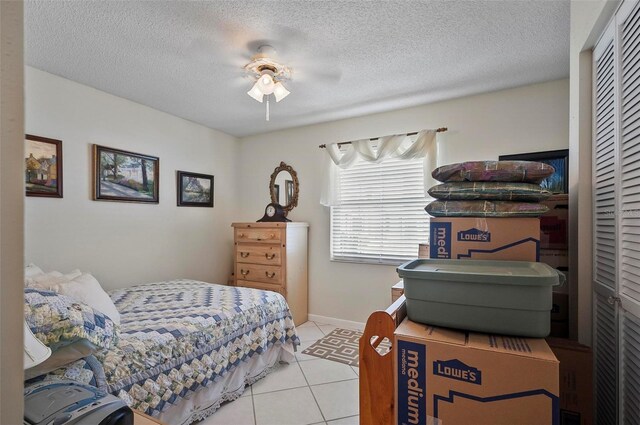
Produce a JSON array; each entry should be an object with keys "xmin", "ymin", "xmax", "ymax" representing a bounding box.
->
[{"xmin": 26, "ymin": 279, "xmax": 300, "ymax": 425}]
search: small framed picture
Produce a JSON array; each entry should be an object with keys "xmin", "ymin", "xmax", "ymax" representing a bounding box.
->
[
  {"xmin": 177, "ymin": 171, "xmax": 214, "ymax": 207},
  {"xmin": 499, "ymin": 149, "xmax": 569, "ymax": 194},
  {"xmin": 93, "ymin": 145, "xmax": 159, "ymax": 203},
  {"xmin": 25, "ymin": 134, "xmax": 63, "ymax": 198}
]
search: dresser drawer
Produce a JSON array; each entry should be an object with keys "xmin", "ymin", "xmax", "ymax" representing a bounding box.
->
[
  {"xmin": 236, "ymin": 263, "xmax": 283, "ymax": 285},
  {"xmin": 235, "ymin": 227, "xmax": 283, "ymax": 243},
  {"xmin": 235, "ymin": 279, "xmax": 285, "ymax": 296},
  {"xmin": 236, "ymin": 244, "xmax": 282, "ymax": 266}
]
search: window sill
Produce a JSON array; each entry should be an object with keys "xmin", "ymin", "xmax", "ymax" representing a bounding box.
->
[{"xmin": 330, "ymin": 257, "xmax": 410, "ymax": 267}]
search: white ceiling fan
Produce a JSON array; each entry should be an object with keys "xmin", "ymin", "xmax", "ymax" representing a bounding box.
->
[
  {"xmin": 186, "ymin": 24, "xmax": 343, "ymax": 121},
  {"xmin": 243, "ymin": 45, "xmax": 291, "ymax": 121}
]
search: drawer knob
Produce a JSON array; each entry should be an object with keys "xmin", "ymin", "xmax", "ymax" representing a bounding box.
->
[
  {"xmin": 269, "ymin": 233, "xmax": 275, "ymax": 239},
  {"xmin": 240, "ymin": 252, "xmax": 250, "ymax": 258},
  {"xmin": 240, "ymin": 269, "xmax": 250, "ymax": 277},
  {"xmin": 265, "ymin": 253, "xmax": 276, "ymax": 260},
  {"xmin": 239, "ymin": 233, "xmax": 246, "ymax": 238},
  {"xmin": 265, "ymin": 271, "xmax": 276, "ymax": 278}
]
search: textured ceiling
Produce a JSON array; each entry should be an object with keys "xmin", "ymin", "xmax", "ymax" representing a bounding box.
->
[{"xmin": 25, "ymin": 1, "xmax": 569, "ymax": 137}]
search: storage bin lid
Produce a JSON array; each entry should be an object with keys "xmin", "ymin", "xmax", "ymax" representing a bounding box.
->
[{"xmin": 397, "ymin": 259, "xmax": 563, "ymax": 286}]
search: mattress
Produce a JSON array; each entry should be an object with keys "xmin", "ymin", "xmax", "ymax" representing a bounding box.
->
[{"xmin": 38, "ymin": 280, "xmax": 299, "ymax": 423}]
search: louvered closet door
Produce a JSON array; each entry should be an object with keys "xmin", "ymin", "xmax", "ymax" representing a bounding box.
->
[
  {"xmin": 622, "ymin": 312, "xmax": 640, "ymax": 424},
  {"xmin": 619, "ymin": 0, "xmax": 640, "ymax": 421},
  {"xmin": 593, "ymin": 20, "xmax": 619, "ymax": 425}
]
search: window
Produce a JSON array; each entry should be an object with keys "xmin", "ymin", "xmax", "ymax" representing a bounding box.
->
[{"xmin": 330, "ymin": 155, "xmax": 430, "ymax": 264}]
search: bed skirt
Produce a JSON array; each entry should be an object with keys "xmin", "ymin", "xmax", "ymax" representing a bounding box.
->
[{"xmin": 162, "ymin": 341, "xmax": 296, "ymax": 425}]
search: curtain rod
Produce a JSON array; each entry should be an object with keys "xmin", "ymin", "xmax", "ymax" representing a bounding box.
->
[{"xmin": 318, "ymin": 127, "xmax": 448, "ymax": 149}]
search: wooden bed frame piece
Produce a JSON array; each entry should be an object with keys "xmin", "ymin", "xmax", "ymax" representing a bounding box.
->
[{"xmin": 359, "ymin": 295, "xmax": 407, "ymax": 425}]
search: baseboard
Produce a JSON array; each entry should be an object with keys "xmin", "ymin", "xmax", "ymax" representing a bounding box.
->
[{"xmin": 308, "ymin": 314, "xmax": 365, "ymax": 331}]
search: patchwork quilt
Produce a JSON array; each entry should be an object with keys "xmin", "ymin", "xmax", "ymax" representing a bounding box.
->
[{"xmin": 37, "ymin": 280, "xmax": 299, "ymax": 417}]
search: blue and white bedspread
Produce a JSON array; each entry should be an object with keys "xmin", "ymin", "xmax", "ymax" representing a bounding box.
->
[{"xmin": 42, "ymin": 280, "xmax": 299, "ymax": 417}]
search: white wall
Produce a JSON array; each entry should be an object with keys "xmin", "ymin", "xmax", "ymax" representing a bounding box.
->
[
  {"xmin": 238, "ymin": 79, "xmax": 570, "ymax": 323},
  {"xmin": 25, "ymin": 67, "xmax": 238, "ymax": 290}
]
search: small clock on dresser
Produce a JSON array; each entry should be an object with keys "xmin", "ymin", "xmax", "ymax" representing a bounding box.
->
[{"xmin": 257, "ymin": 203, "xmax": 290, "ymax": 222}]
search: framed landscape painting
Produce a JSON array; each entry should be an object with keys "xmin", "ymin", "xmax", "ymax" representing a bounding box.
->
[
  {"xmin": 177, "ymin": 171, "xmax": 214, "ymax": 207},
  {"xmin": 25, "ymin": 134, "xmax": 63, "ymax": 198},
  {"xmin": 93, "ymin": 145, "xmax": 159, "ymax": 203},
  {"xmin": 499, "ymin": 149, "xmax": 569, "ymax": 194}
]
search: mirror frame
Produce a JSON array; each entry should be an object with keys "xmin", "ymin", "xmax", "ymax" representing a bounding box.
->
[{"xmin": 269, "ymin": 161, "xmax": 299, "ymax": 216}]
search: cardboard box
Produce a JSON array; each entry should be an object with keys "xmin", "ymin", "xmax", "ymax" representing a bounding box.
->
[
  {"xmin": 546, "ymin": 338, "xmax": 593, "ymax": 425},
  {"xmin": 392, "ymin": 280, "xmax": 405, "ymax": 302},
  {"xmin": 418, "ymin": 244, "xmax": 430, "ymax": 259},
  {"xmin": 550, "ymin": 293, "xmax": 569, "ymax": 338},
  {"xmin": 541, "ymin": 249, "xmax": 568, "ymax": 270},
  {"xmin": 395, "ymin": 319, "xmax": 559, "ymax": 425},
  {"xmin": 541, "ymin": 195, "xmax": 568, "ymax": 250},
  {"xmin": 429, "ymin": 217, "xmax": 540, "ymax": 261}
]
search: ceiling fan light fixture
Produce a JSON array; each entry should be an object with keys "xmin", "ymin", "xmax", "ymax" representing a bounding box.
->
[
  {"xmin": 273, "ymin": 82, "xmax": 290, "ymax": 102},
  {"xmin": 257, "ymin": 73, "xmax": 275, "ymax": 95},
  {"xmin": 247, "ymin": 82, "xmax": 264, "ymax": 103}
]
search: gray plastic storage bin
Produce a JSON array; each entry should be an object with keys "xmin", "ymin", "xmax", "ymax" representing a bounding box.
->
[{"xmin": 396, "ymin": 259, "xmax": 564, "ymax": 337}]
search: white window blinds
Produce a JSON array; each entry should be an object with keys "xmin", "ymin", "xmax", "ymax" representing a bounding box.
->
[{"xmin": 330, "ymin": 155, "xmax": 430, "ymax": 264}]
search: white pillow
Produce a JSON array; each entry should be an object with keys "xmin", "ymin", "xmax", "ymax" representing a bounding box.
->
[
  {"xmin": 25, "ymin": 263, "xmax": 44, "ymax": 278},
  {"xmin": 56, "ymin": 273, "xmax": 120, "ymax": 325},
  {"xmin": 25, "ymin": 269, "xmax": 82, "ymax": 289}
]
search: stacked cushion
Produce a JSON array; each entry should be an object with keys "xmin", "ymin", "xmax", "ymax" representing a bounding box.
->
[
  {"xmin": 428, "ymin": 182, "xmax": 552, "ymax": 202},
  {"xmin": 432, "ymin": 160, "xmax": 555, "ymax": 184},
  {"xmin": 425, "ymin": 200, "xmax": 549, "ymax": 217},
  {"xmin": 426, "ymin": 161, "xmax": 555, "ymax": 217}
]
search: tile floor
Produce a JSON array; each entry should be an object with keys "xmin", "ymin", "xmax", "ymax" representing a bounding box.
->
[{"xmin": 199, "ymin": 321, "xmax": 359, "ymax": 425}]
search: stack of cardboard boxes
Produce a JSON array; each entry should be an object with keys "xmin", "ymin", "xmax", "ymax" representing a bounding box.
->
[
  {"xmin": 395, "ymin": 214, "xmax": 556, "ymax": 425},
  {"xmin": 397, "ymin": 195, "xmax": 592, "ymax": 425}
]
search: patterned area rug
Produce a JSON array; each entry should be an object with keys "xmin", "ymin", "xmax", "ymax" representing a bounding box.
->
[{"xmin": 301, "ymin": 328, "xmax": 391, "ymax": 367}]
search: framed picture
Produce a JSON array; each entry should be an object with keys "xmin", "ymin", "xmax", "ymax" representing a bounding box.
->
[
  {"xmin": 499, "ymin": 149, "xmax": 569, "ymax": 194},
  {"xmin": 25, "ymin": 134, "xmax": 63, "ymax": 198},
  {"xmin": 93, "ymin": 145, "xmax": 159, "ymax": 203},
  {"xmin": 285, "ymin": 180, "xmax": 294, "ymax": 205},
  {"xmin": 177, "ymin": 171, "xmax": 214, "ymax": 207}
]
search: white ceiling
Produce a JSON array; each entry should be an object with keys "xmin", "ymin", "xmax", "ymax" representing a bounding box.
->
[{"xmin": 25, "ymin": 1, "xmax": 569, "ymax": 137}]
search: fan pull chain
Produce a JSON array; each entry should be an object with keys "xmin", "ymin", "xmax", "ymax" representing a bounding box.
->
[{"xmin": 266, "ymin": 95, "xmax": 270, "ymax": 121}]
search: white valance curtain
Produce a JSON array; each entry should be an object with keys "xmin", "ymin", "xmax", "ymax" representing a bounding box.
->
[{"xmin": 320, "ymin": 129, "xmax": 438, "ymax": 206}]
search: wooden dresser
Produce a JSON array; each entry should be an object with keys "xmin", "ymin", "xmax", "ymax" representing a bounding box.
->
[{"xmin": 232, "ymin": 222, "xmax": 309, "ymax": 325}]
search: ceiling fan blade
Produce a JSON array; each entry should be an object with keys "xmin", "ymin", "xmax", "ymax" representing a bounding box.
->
[{"xmin": 294, "ymin": 66, "xmax": 343, "ymax": 84}]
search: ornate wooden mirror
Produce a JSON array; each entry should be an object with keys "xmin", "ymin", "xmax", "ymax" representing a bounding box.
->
[{"xmin": 269, "ymin": 161, "xmax": 299, "ymax": 216}]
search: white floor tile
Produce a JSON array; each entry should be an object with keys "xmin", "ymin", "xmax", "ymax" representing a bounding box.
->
[
  {"xmin": 296, "ymin": 340, "xmax": 321, "ymax": 362},
  {"xmin": 198, "ymin": 396, "xmax": 254, "ymax": 425},
  {"xmin": 327, "ymin": 416, "xmax": 359, "ymax": 425},
  {"xmin": 299, "ymin": 358, "xmax": 358, "ymax": 386},
  {"xmin": 311, "ymin": 380, "xmax": 359, "ymax": 421},
  {"xmin": 252, "ymin": 362, "xmax": 308, "ymax": 395},
  {"xmin": 296, "ymin": 325, "xmax": 325, "ymax": 342},
  {"xmin": 297, "ymin": 321, "xmax": 319, "ymax": 328},
  {"xmin": 254, "ymin": 386, "xmax": 324, "ymax": 425},
  {"xmin": 350, "ymin": 366, "xmax": 359, "ymax": 376},
  {"xmin": 318, "ymin": 324, "xmax": 338, "ymax": 335}
]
